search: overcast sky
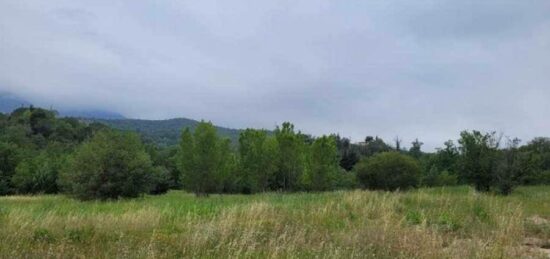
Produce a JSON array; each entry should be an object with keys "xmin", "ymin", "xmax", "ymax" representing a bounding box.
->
[{"xmin": 1, "ymin": 1, "xmax": 550, "ymax": 150}]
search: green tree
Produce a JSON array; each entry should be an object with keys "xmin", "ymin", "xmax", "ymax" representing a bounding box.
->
[
  {"xmin": 420, "ymin": 140, "xmax": 460, "ymax": 187},
  {"xmin": 308, "ymin": 135, "xmax": 339, "ymax": 191},
  {"xmin": 524, "ymin": 137, "xmax": 550, "ymax": 168},
  {"xmin": 355, "ymin": 152, "xmax": 420, "ymax": 191},
  {"xmin": 263, "ymin": 137, "xmax": 279, "ymax": 190},
  {"xmin": 177, "ymin": 128, "xmax": 195, "ymax": 190},
  {"xmin": 519, "ymin": 137, "xmax": 550, "ymax": 184},
  {"xmin": 458, "ymin": 131, "xmax": 500, "ymax": 192},
  {"xmin": 359, "ymin": 136, "xmax": 392, "ymax": 157},
  {"xmin": 29, "ymin": 108, "xmax": 56, "ymax": 137},
  {"xmin": 218, "ymin": 138, "xmax": 239, "ymax": 193},
  {"xmin": 409, "ymin": 139, "xmax": 423, "ymax": 159},
  {"xmin": 238, "ymin": 129, "xmax": 265, "ymax": 193},
  {"xmin": 0, "ymin": 141, "xmax": 22, "ymax": 195},
  {"xmin": 494, "ymin": 138, "xmax": 524, "ymax": 195},
  {"xmin": 273, "ymin": 122, "xmax": 306, "ymax": 191},
  {"xmin": 192, "ymin": 121, "xmax": 222, "ymax": 195},
  {"xmin": 146, "ymin": 144, "xmax": 179, "ymax": 191},
  {"xmin": 333, "ymin": 135, "xmax": 359, "ymax": 171},
  {"xmin": 238, "ymin": 129, "xmax": 278, "ymax": 193},
  {"xmin": 434, "ymin": 140, "xmax": 459, "ymax": 174},
  {"xmin": 178, "ymin": 121, "xmax": 229, "ymax": 196},
  {"xmin": 59, "ymin": 130, "xmax": 154, "ymax": 200},
  {"xmin": 0, "ymin": 106, "xmax": 157, "ymax": 196}
]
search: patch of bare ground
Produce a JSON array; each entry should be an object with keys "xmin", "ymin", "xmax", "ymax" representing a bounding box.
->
[
  {"xmin": 524, "ymin": 215, "xmax": 550, "ymax": 258},
  {"xmin": 529, "ymin": 216, "xmax": 550, "ymax": 225},
  {"xmin": 523, "ymin": 245, "xmax": 550, "ymax": 259}
]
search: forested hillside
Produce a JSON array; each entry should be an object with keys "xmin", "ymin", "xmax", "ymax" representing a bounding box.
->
[
  {"xmin": 0, "ymin": 107, "xmax": 108, "ymax": 195},
  {"xmin": 90, "ymin": 118, "xmax": 244, "ymax": 146}
]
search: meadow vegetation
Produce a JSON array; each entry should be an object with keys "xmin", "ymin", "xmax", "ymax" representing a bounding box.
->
[
  {"xmin": 2, "ymin": 106, "xmax": 550, "ymax": 257},
  {"xmin": 1, "ymin": 186, "xmax": 550, "ymax": 258}
]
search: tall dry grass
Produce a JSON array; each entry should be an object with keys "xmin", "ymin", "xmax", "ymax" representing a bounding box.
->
[{"xmin": 0, "ymin": 187, "xmax": 548, "ymax": 258}]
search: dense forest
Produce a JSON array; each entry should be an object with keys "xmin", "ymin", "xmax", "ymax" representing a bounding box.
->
[{"xmin": 1, "ymin": 106, "xmax": 549, "ymax": 200}]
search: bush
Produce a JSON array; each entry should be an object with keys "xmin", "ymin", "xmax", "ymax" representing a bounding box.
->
[
  {"xmin": 355, "ymin": 152, "xmax": 420, "ymax": 191},
  {"xmin": 333, "ymin": 169, "xmax": 358, "ymax": 190},
  {"xmin": 149, "ymin": 166, "xmax": 172, "ymax": 195},
  {"xmin": 421, "ymin": 166, "xmax": 458, "ymax": 187},
  {"xmin": 526, "ymin": 170, "xmax": 550, "ymax": 185},
  {"xmin": 0, "ymin": 172, "xmax": 10, "ymax": 195},
  {"xmin": 59, "ymin": 130, "xmax": 154, "ymax": 200},
  {"xmin": 0, "ymin": 141, "xmax": 22, "ymax": 195},
  {"xmin": 12, "ymin": 152, "xmax": 59, "ymax": 194},
  {"xmin": 436, "ymin": 171, "xmax": 459, "ymax": 186}
]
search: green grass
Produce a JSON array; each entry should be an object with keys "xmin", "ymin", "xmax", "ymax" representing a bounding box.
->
[{"xmin": 1, "ymin": 186, "xmax": 549, "ymax": 258}]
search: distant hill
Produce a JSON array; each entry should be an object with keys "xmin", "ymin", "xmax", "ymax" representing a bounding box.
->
[
  {"xmin": 60, "ymin": 110, "xmax": 125, "ymax": 120},
  {"xmin": 1, "ymin": 93, "xmax": 248, "ymax": 146},
  {"xmin": 0, "ymin": 92, "xmax": 125, "ymax": 119},
  {"xmin": 90, "ymin": 118, "xmax": 243, "ymax": 147}
]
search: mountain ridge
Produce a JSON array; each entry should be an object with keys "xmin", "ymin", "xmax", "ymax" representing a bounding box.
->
[
  {"xmin": 1, "ymin": 93, "xmax": 251, "ymax": 146},
  {"xmin": 88, "ymin": 117, "xmax": 244, "ymax": 146},
  {"xmin": 0, "ymin": 93, "xmax": 125, "ymax": 119}
]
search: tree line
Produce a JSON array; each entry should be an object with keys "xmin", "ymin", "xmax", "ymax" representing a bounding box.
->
[
  {"xmin": 176, "ymin": 122, "xmax": 349, "ymax": 196},
  {"xmin": 1, "ymin": 106, "xmax": 549, "ymax": 200}
]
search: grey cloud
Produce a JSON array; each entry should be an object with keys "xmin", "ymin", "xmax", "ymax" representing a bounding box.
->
[{"xmin": 1, "ymin": 0, "xmax": 550, "ymax": 150}]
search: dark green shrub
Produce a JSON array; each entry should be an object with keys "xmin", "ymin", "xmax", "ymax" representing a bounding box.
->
[
  {"xmin": 149, "ymin": 166, "xmax": 171, "ymax": 195},
  {"xmin": 355, "ymin": 152, "xmax": 420, "ymax": 191},
  {"xmin": 59, "ymin": 130, "xmax": 154, "ymax": 200},
  {"xmin": 0, "ymin": 173, "xmax": 10, "ymax": 195},
  {"xmin": 422, "ymin": 166, "xmax": 458, "ymax": 187},
  {"xmin": 0, "ymin": 141, "xmax": 22, "ymax": 195},
  {"xmin": 334, "ymin": 169, "xmax": 358, "ymax": 190},
  {"xmin": 527, "ymin": 170, "xmax": 550, "ymax": 185},
  {"xmin": 436, "ymin": 171, "xmax": 458, "ymax": 186},
  {"xmin": 12, "ymin": 152, "xmax": 59, "ymax": 194}
]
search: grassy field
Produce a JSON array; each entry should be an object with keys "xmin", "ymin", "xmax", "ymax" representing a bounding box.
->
[{"xmin": 1, "ymin": 186, "xmax": 550, "ymax": 258}]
